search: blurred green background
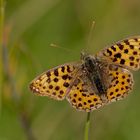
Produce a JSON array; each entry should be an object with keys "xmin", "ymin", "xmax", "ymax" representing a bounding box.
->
[{"xmin": 1, "ymin": 0, "xmax": 140, "ymax": 140}]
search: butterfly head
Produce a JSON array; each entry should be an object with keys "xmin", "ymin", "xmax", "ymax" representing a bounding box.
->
[{"xmin": 80, "ymin": 51, "xmax": 96, "ymax": 62}]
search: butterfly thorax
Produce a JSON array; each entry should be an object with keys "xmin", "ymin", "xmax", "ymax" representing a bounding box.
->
[{"xmin": 82, "ymin": 55, "xmax": 109, "ymax": 96}]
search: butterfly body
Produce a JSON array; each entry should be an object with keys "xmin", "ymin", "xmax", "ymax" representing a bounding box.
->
[{"xmin": 81, "ymin": 54, "xmax": 109, "ymax": 97}]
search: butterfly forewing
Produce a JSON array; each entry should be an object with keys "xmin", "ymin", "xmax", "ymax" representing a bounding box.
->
[
  {"xmin": 97, "ymin": 37, "xmax": 140, "ymax": 70},
  {"xmin": 29, "ymin": 63, "xmax": 78, "ymax": 100}
]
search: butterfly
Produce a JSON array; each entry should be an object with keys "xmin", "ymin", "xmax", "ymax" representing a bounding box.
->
[{"xmin": 29, "ymin": 36, "xmax": 140, "ymax": 112}]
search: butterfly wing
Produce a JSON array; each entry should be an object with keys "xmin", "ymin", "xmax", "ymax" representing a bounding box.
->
[
  {"xmin": 97, "ymin": 36, "xmax": 140, "ymax": 70},
  {"xmin": 106, "ymin": 65, "xmax": 134, "ymax": 103},
  {"xmin": 29, "ymin": 63, "xmax": 78, "ymax": 100}
]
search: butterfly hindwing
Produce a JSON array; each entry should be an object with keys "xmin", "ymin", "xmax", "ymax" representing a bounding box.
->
[
  {"xmin": 106, "ymin": 65, "xmax": 134, "ymax": 102},
  {"xmin": 66, "ymin": 74, "xmax": 104, "ymax": 112}
]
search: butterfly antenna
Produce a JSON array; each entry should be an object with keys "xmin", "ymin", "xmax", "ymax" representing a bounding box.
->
[
  {"xmin": 86, "ymin": 20, "xmax": 95, "ymax": 51},
  {"xmin": 50, "ymin": 43, "xmax": 74, "ymax": 53}
]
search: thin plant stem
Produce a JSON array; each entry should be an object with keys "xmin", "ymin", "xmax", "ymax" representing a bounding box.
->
[
  {"xmin": 0, "ymin": 0, "xmax": 5, "ymax": 38},
  {"xmin": 0, "ymin": 0, "xmax": 5, "ymax": 48},
  {"xmin": 0, "ymin": 0, "xmax": 5, "ymax": 117},
  {"xmin": 84, "ymin": 112, "xmax": 91, "ymax": 140}
]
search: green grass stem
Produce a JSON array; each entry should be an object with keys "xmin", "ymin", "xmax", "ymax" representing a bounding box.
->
[{"xmin": 84, "ymin": 112, "xmax": 91, "ymax": 140}]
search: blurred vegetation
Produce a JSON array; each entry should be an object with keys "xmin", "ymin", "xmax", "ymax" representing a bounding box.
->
[{"xmin": 1, "ymin": 0, "xmax": 140, "ymax": 140}]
